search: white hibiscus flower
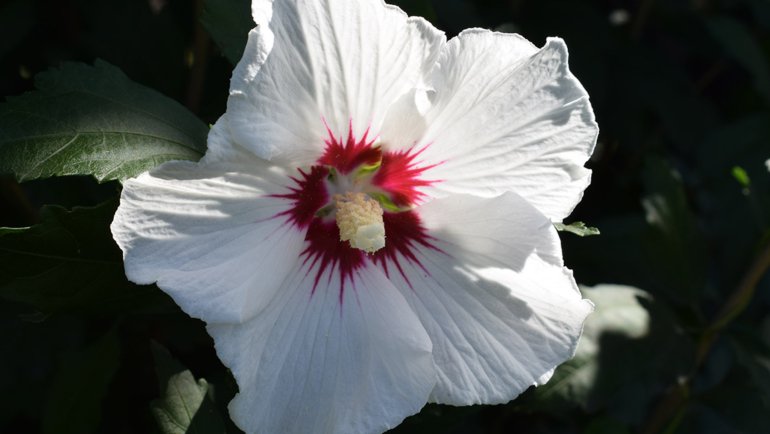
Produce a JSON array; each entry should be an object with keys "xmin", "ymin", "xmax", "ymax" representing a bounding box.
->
[{"xmin": 111, "ymin": 0, "xmax": 598, "ymax": 433}]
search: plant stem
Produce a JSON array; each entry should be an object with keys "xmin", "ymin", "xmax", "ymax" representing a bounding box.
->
[{"xmin": 642, "ymin": 240, "xmax": 770, "ymax": 433}]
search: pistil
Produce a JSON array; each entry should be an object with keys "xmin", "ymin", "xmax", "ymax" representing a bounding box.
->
[{"xmin": 334, "ymin": 192, "xmax": 385, "ymax": 253}]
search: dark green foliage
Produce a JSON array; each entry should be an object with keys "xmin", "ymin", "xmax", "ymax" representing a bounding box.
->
[
  {"xmin": 0, "ymin": 200, "xmax": 172, "ymax": 314},
  {"xmin": 201, "ymin": 0, "xmax": 253, "ymax": 66},
  {"xmin": 41, "ymin": 328, "xmax": 121, "ymax": 434}
]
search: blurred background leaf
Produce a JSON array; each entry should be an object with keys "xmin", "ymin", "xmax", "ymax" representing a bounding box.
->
[
  {"xmin": 528, "ymin": 285, "xmax": 692, "ymax": 430},
  {"xmin": 705, "ymin": 15, "xmax": 770, "ymax": 103}
]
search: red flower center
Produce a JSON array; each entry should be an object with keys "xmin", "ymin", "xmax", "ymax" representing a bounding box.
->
[{"xmin": 273, "ymin": 125, "xmax": 441, "ymax": 301}]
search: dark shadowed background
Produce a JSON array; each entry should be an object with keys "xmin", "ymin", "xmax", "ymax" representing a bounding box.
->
[{"xmin": 1, "ymin": 0, "xmax": 769, "ymax": 433}]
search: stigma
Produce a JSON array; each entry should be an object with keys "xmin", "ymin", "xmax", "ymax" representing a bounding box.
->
[{"xmin": 334, "ymin": 192, "xmax": 385, "ymax": 253}]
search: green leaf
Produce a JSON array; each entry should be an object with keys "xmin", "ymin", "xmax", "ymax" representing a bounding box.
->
[
  {"xmin": 555, "ymin": 221, "xmax": 600, "ymax": 237},
  {"xmin": 42, "ymin": 328, "xmax": 121, "ymax": 434},
  {"xmin": 0, "ymin": 199, "xmax": 171, "ymax": 314},
  {"xmin": 534, "ymin": 285, "xmax": 652, "ymax": 408},
  {"xmin": 150, "ymin": 342, "xmax": 227, "ymax": 434},
  {"xmin": 0, "ymin": 60, "xmax": 207, "ymax": 183},
  {"xmin": 531, "ymin": 285, "xmax": 693, "ymax": 425},
  {"xmin": 201, "ymin": 0, "xmax": 253, "ymax": 65}
]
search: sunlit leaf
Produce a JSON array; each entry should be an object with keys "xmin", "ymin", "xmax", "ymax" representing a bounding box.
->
[
  {"xmin": 0, "ymin": 60, "xmax": 207, "ymax": 183},
  {"xmin": 555, "ymin": 221, "xmax": 600, "ymax": 237},
  {"xmin": 150, "ymin": 342, "xmax": 227, "ymax": 434}
]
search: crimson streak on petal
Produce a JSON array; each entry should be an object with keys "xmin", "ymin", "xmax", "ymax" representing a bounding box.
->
[
  {"xmin": 299, "ymin": 210, "xmax": 436, "ymax": 302},
  {"xmin": 303, "ymin": 219, "xmax": 365, "ymax": 299},
  {"xmin": 318, "ymin": 123, "xmax": 381, "ymax": 174},
  {"xmin": 373, "ymin": 147, "xmax": 441, "ymax": 207},
  {"xmin": 272, "ymin": 165, "xmax": 329, "ymax": 228},
  {"xmin": 372, "ymin": 211, "xmax": 440, "ymax": 289}
]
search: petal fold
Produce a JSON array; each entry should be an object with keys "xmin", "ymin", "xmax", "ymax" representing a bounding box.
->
[
  {"xmin": 415, "ymin": 31, "xmax": 598, "ymax": 221},
  {"xmin": 111, "ymin": 152, "xmax": 303, "ymax": 324},
  {"xmin": 229, "ymin": 0, "xmax": 446, "ymax": 165},
  {"xmin": 209, "ymin": 264, "xmax": 436, "ymax": 434},
  {"xmin": 388, "ymin": 193, "xmax": 593, "ymax": 404}
]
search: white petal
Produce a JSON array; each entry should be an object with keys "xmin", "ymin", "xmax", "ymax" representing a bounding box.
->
[
  {"xmin": 111, "ymin": 156, "xmax": 304, "ymax": 324},
  {"xmin": 378, "ymin": 87, "xmax": 432, "ymax": 152},
  {"xmin": 209, "ymin": 263, "xmax": 435, "ymax": 434},
  {"xmin": 202, "ymin": 114, "xmax": 253, "ymax": 164},
  {"xmin": 414, "ymin": 30, "xmax": 598, "ymax": 221},
  {"xmin": 387, "ymin": 193, "xmax": 593, "ymax": 404},
  {"xmin": 228, "ymin": 0, "xmax": 446, "ymax": 165},
  {"xmin": 251, "ymin": 0, "xmax": 271, "ymax": 23}
]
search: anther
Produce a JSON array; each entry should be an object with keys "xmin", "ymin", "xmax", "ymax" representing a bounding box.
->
[{"xmin": 334, "ymin": 192, "xmax": 385, "ymax": 253}]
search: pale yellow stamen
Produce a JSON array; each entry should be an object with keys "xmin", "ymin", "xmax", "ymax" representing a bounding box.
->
[{"xmin": 335, "ymin": 192, "xmax": 385, "ymax": 253}]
